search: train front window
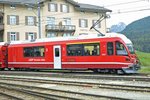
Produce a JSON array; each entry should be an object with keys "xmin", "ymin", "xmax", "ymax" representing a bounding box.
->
[
  {"xmin": 126, "ymin": 44, "xmax": 135, "ymax": 54},
  {"xmin": 116, "ymin": 41, "xmax": 128, "ymax": 56}
]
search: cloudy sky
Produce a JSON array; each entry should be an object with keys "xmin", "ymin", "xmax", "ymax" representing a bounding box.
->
[{"xmin": 75, "ymin": 0, "xmax": 150, "ymax": 27}]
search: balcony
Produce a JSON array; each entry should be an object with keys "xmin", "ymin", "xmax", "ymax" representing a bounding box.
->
[{"xmin": 46, "ymin": 25, "xmax": 76, "ymax": 32}]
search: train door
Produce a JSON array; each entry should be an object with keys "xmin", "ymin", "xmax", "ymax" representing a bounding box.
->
[{"xmin": 53, "ymin": 45, "xmax": 61, "ymax": 69}]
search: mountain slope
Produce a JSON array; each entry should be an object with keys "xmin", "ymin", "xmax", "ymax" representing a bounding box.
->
[
  {"xmin": 121, "ymin": 16, "xmax": 150, "ymax": 53},
  {"xmin": 110, "ymin": 22, "xmax": 126, "ymax": 32}
]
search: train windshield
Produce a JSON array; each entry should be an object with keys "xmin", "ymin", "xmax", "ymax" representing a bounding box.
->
[{"xmin": 126, "ymin": 44, "xmax": 135, "ymax": 54}]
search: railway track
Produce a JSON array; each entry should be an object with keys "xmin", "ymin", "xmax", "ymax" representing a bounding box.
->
[
  {"xmin": 0, "ymin": 71, "xmax": 150, "ymax": 82},
  {"xmin": 0, "ymin": 75, "xmax": 150, "ymax": 100},
  {"xmin": 0, "ymin": 77, "xmax": 150, "ymax": 93},
  {"xmin": 0, "ymin": 82, "xmax": 126, "ymax": 100},
  {"xmin": 0, "ymin": 92, "xmax": 22, "ymax": 100},
  {"xmin": 0, "ymin": 84, "xmax": 82, "ymax": 100}
]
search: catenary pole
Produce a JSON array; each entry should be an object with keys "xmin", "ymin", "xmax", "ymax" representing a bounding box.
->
[{"xmin": 38, "ymin": 0, "xmax": 42, "ymax": 39}]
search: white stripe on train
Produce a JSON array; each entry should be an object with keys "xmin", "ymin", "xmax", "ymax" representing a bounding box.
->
[{"xmin": 8, "ymin": 62, "xmax": 132, "ymax": 65}]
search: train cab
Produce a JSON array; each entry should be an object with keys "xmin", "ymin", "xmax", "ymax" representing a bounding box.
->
[{"xmin": 105, "ymin": 33, "xmax": 141, "ymax": 74}]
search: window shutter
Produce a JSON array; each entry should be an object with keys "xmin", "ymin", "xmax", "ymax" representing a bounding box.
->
[
  {"xmin": 7, "ymin": 15, "xmax": 10, "ymax": 25},
  {"xmin": 67, "ymin": 5, "xmax": 69, "ymax": 13},
  {"xmin": 16, "ymin": 16, "xmax": 19, "ymax": 25},
  {"xmin": 34, "ymin": 16, "xmax": 36, "ymax": 26},
  {"xmin": 7, "ymin": 32, "xmax": 10, "ymax": 42},
  {"xmin": 86, "ymin": 19, "xmax": 88, "ymax": 27},
  {"xmin": 60, "ymin": 4, "xmax": 63, "ymax": 12},
  {"xmin": 55, "ymin": 4, "xmax": 58, "ymax": 12},
  {"xmin": 34, "ymin": 32, "xmax": 37, "ymax": 39},
  {"xmin": 48, "ymin": 3, "xmax": 50, "ymax": 11},
  {"xmin": 25, "ymin": 32, "xmax": 28, "ymax": 40},
  {"xmin": 79, "ymin": 19, "xmax": 81, "ymax": 27},
  {"xmin": 25, "ymin": 16, "xmax": 28, "ymax": 25},
  {"xmin": 16, "ymin": 32, "xmax": 19, "ymax": 40}
]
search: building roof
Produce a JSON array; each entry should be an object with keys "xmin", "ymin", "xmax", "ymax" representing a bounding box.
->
[
  {"xmin": 0, "ymin": 0, "xmax": 111, "ymax": 13},
  {"xmin": 0, "ymin": 0, "xmax": 42, "ymax": 5},
  {"xmin": 76, "ymin": 3, "xmax": 111, "ymax": 13}
]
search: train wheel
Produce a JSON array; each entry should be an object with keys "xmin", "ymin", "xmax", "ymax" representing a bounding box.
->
[
  {"xmin": 116, "ymin": 69, "xmax": 125, "ymax": 75},
  {"xmin": 92, "ymin": 69, "xmax": 99, "ymax": 73}
]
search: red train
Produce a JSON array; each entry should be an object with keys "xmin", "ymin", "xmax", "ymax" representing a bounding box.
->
[{"xmin": 0, "ymin": 33, "xmax": 140, "ymax": 74}]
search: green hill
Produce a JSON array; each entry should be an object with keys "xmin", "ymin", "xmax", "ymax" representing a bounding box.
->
[
  {"xmin": 136, "ymin": 51, "xmax": 150, "ymax": 73},
  {"xmin": 121, "ymin": 16, "xmax": 150, "ymax": 53}
]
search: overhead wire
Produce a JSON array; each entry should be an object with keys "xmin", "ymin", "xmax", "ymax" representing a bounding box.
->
[{"xmin": 104, "ymin": 0, "xmax": 147, "ymax": 7}]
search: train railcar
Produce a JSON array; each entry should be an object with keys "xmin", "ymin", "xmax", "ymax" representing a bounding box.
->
[
  {"xmin": 6, "ymin": 33, "xmax": 140, "ymax": 74},
  {"xmin": 0, "ymin": 42, "xmax": 8, "ymax": 70}
]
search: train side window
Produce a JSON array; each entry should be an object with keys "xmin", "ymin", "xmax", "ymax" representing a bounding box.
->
[
  {"xmin": 67, "ymin": 43, "xmax": 100, "ymax": 56},
  {"xmin": 107, "ymin": 42, "xmax": 114, "ymax": 55},
  {"xmin": 24, "ymin": 47, "xmax": 33, "ymax": 57},
  {"xmin": 34, "ymin": 47, "xmax": 45, "ymax": 57},
  {"xmin": 24, "ymin": 46, "xmax": 45, "ymax": 57},
  {"xmin": 67, "ymin": 44, "xmax": 82, "ymax": 56},
  {"xmin": 116, "ymin": 41, "xmax": 128, "ymax": 56},
  {"xmin": 83, "ymin": 43, "xmax": 100, "ymax": 56}
]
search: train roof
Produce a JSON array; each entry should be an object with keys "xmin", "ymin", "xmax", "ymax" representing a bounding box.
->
[
  {"xmin": 9, "ymin": 33, "xmax": 132, "ymax": 45},
  {"xmin": 105, "ymin": 33, "xmax": 132, "ymax": 44},
  {"xmin": 0, "ymin": 42, "xmax": 7, "ymax": 46}
]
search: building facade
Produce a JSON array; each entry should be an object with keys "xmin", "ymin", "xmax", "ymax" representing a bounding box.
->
[{"xmin": 0, "ymin": 0, "xmax": 111, "ymax": 42}]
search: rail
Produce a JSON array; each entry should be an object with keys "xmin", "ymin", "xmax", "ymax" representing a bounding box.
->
[{"xmin": 0, "ymin": 76, "xmax": 150, "ymax": 99}]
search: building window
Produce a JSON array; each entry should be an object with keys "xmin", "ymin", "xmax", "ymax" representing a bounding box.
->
[
  {"xmin": 7, "ymin": 15, "xmax": 19, "ymax": 25},
  {"xmin": 10, "ymin": 16, "xmax": 16, "ymax": 25},
  {"xmin": 79, "ymin": 19, "xmax": 88, "ymax": 28},
  {"xmin": 93, "ymin": 20, "xmax": 101, "ymax": 28},
  {"xmin": 24, "ymin": 46, "xmax": 45, "ymax": 57},
  {"xmin": 28, "ymin": 33, "xmax": 35, "ymax": 40},
  {"xmin": 28, "ymin": 7, "xmax": 33, "ymax": 10},
  {"xmin": 48, "ymin": 3, "xmax": 57, "ymax": 12},
  {"xmin": 61, "ymin": 4, "xmax": 69, "ymax": 13},
  {"xmin": 7, "ymin": 32, "xmax": 19, "ymax": 41},
  {"xmin": 10, "ymin": 4, "xmax": 16, "ymax": 9},
  {"xmin": 47, "ymin": 17, "xmax": 55, "ymax": 25},
  {"xmin": 63, "ymin": 18, "xmax": 71, "ymax": 25},
  {"xmin": 26, "ymin": 32, "xmax": 36, "ymax": 40},
  {"xmin": 63, "ymin": 18, "xmax": 72, "ymax": 30},
  {"xmin": 26, "ymin": 16, "xmax": 36, "ymax": 26},
  {"xmin": 10, "ymin": 32, "xmax": 17, "ymax": 41},
  {"xmin": 63, "ymin": 33, "xmax": 72, "ymax": 37},
  {"xmin": 8, "ymin": 15, "xmax": 19, "ymax": 25},
  {"xmin": 47, "ymin": 32, "xmax": 56, "ymax": 38}
]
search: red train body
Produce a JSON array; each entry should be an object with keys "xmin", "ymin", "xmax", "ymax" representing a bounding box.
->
[
  {"xmin": 0, "ymin": 34, "xmax": 140, "ymax": 74},
  {"xmin": 0, "ymin": 42, "xmax": 8, "ymax": 69}
]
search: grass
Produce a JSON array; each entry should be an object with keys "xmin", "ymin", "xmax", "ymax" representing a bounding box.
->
[{"xmin": 136, "ymin": 51, "xmax": 150, "ymax": 74}]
